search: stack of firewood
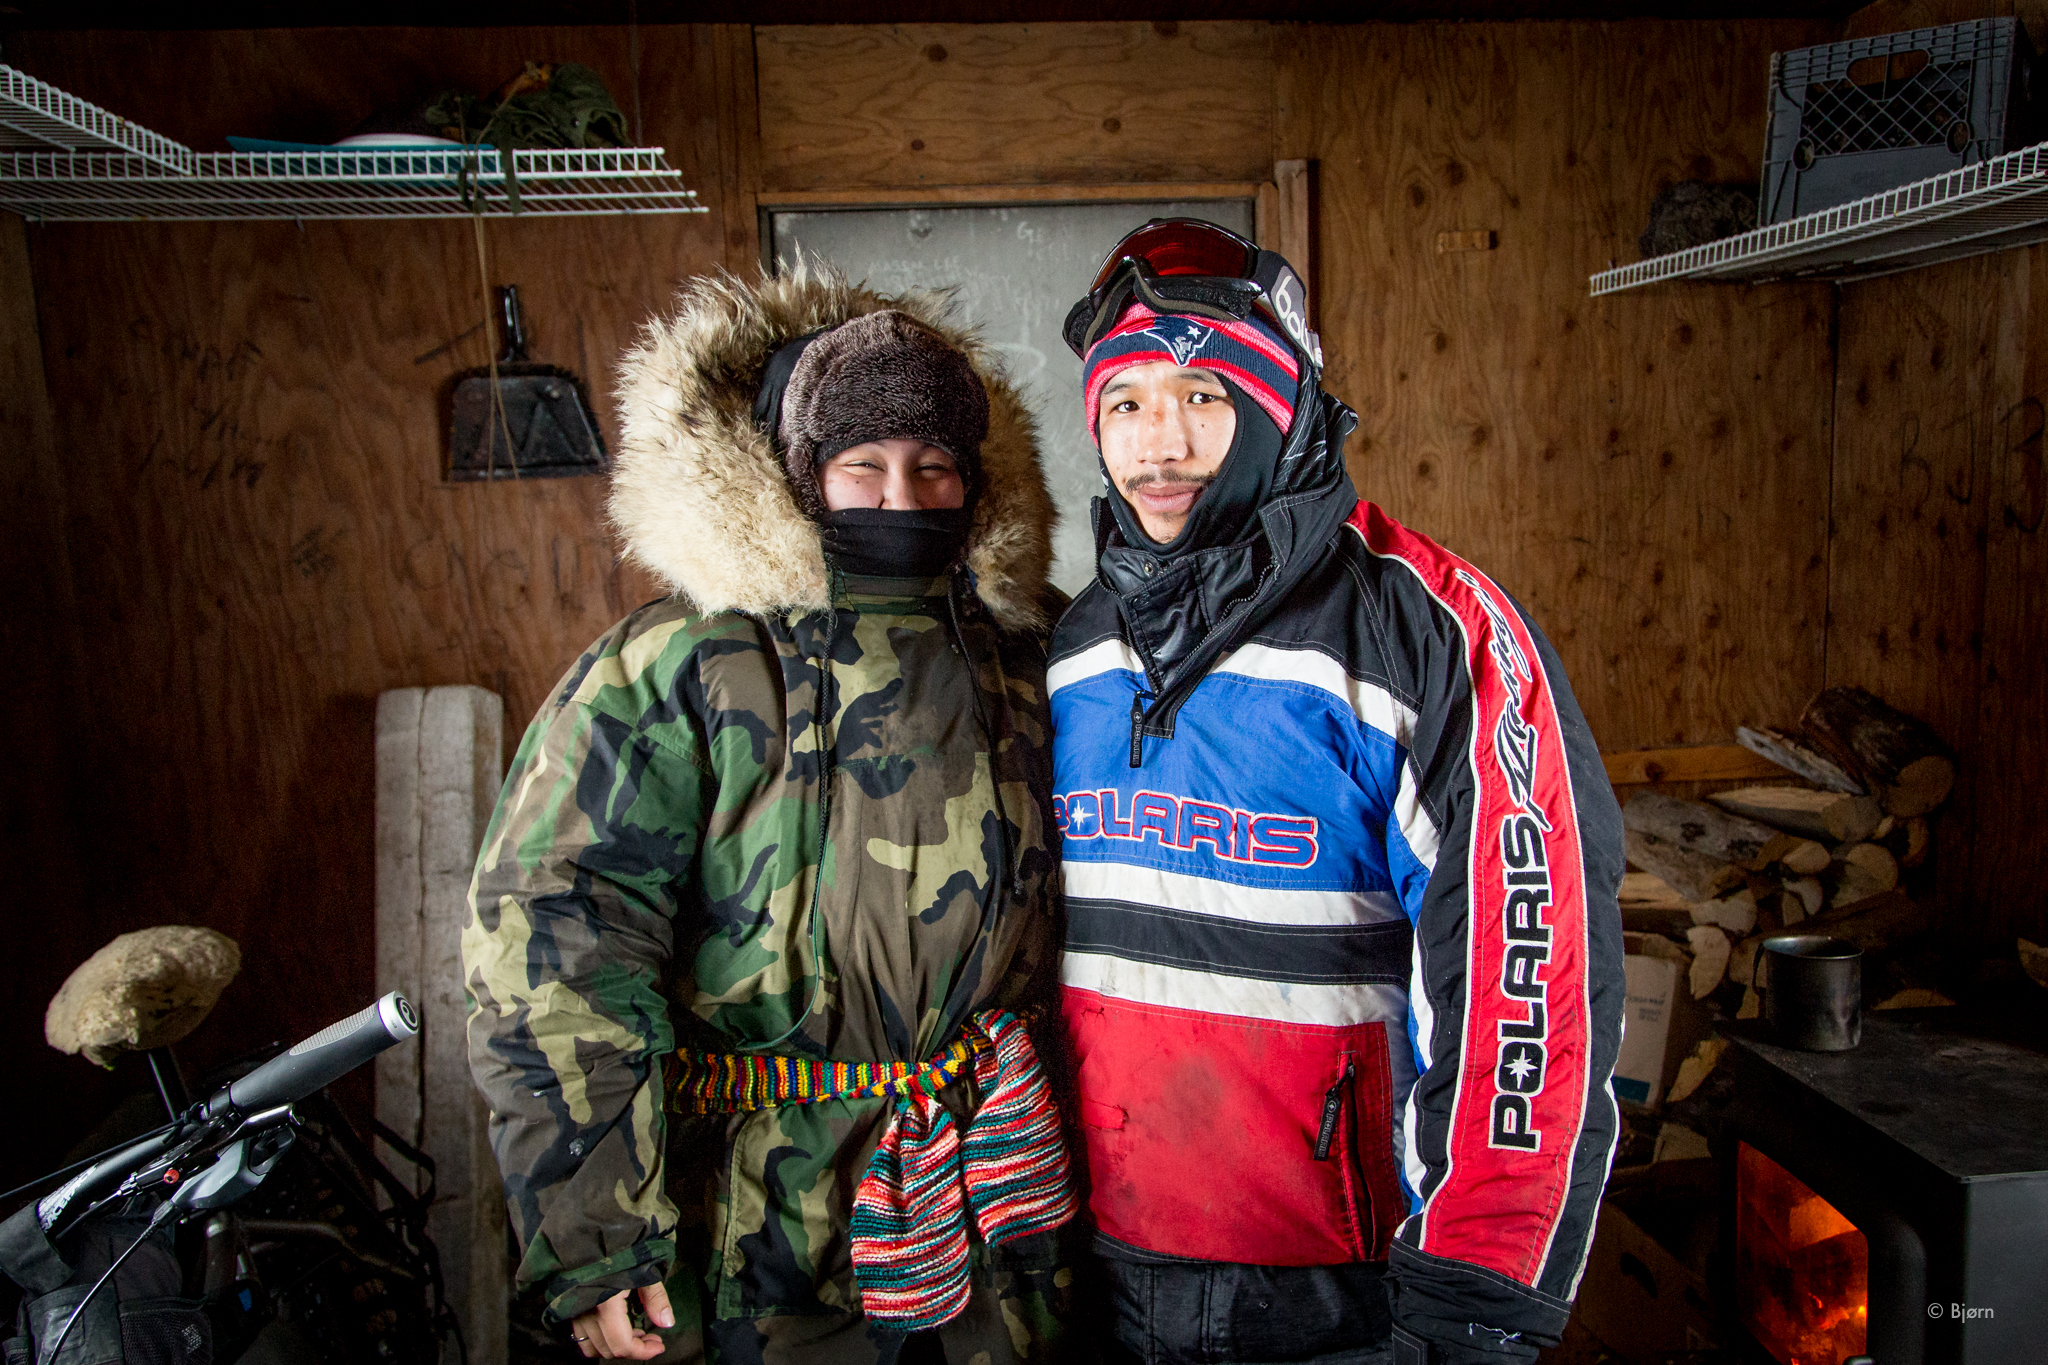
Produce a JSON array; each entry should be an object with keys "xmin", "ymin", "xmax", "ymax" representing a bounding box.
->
[{"xmin": 1620, "ymin": 686, "xmax": 1955, "ymax": 1009}]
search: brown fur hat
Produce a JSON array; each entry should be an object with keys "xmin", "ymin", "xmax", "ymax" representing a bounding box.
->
[{"xmin": 779, "ymin": 310, "xmax": 990, "ymax": 516}]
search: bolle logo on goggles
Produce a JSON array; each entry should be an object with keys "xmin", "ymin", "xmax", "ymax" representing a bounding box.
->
[{"xmin": 1263, "ymin": 266, "xmax": 1323, "ymax": 368}]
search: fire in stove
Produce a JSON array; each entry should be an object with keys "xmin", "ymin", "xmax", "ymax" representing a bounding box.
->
[{"xmin": 1737, "ymin": 1140, "xmax": 1869, "ymax": 1364}]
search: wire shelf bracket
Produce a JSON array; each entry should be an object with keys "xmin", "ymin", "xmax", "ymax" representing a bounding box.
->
[
  {"xmin": 0, "ymin": 65, "xmax": 193, "ymax": 172},
  {"xmin": 1591, "ymin": 139, "xmax": 2048, "ymax": 295},
  {"xmin": 0, "ymin": 65, "xmax": 704, "ymax": 222}
]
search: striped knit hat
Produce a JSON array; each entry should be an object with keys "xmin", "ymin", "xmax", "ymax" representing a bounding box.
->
[{"xmin": 1082, "ymin": 303, "xmax": 1300, "ymax": 441}]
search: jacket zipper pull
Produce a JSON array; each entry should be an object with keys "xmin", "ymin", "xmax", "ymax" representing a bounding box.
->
[
  {"xmin": 1128, "ymin": 693, "xmax": 1147, "ymax": 768},
  {"xmin": 1315, "ymin": 1061, "xmax": 1355, "ymax": 1161}
]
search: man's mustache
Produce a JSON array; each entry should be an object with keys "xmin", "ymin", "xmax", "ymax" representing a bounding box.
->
[{"xmin": 1123, "ymin": 470, "xmax": 1215, "ymax": 495}]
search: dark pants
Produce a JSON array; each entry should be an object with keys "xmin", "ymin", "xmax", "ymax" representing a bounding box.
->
[{"xmin": 1093, "ymin": 1255, "xmax": 1393, "ymax": 1365}]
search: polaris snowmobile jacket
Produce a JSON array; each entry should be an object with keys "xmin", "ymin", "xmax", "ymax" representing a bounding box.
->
[{"xmin": 1048, "ymin": 381, "xmax": 1626, "ymax": 1362}]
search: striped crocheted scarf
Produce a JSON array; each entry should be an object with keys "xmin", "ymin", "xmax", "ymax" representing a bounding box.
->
[{"xmin": 672, "ymin": 1009, "xmax": 1076, "ymax": 1331}]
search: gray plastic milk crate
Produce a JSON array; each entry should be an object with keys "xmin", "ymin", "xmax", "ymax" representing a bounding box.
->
[{"xmin": 1761, "ymin": 18, "xmax": 2046, "ymax": 225}]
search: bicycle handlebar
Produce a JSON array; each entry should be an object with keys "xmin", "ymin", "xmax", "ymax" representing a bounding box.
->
[
  {"xmin": 202, "ymin": 993, "xmax": 418, "ymax": 1120},
  {"xmin": 6, "ymin": 993, "xmax": 421, "ymax": 1302}
]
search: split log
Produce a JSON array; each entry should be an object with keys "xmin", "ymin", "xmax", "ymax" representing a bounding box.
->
[
  {"xmin": 1781, "ymin": 876, "xmax": 1824, "ymax": 924},
  {"xmin": 1800, "ymin": 686, "xmax": 1956, "ymax": 817},
  {"xmin": 1873, "ymin": 987, "xmax": 1955, "ymax": 1010},
  {"xmin": 1828, "ymin": 842, "xmax": 1900, "ymax": 908},
  {"xmin": 1620, "ymin": 871, "xmax": 1690, "ymax": 908},
  {"xmin": 1736, "ymin": 725, "xmax": 1865, "ymax": 794},
  {"xmin": 1888, "ymin": 815, "xmax": 1932, "ymax": 869},
  {"xmin": 1666, "ymin": 1038, "xmax": 1726, "ymax": 1105},
  {"xmin": 1652, "ymin": 1121, "xmax": 1712, "ymax": 1163},
  {"xmin": 1625, "ymin": 791, "xmax": 1783, "ymax": 873},
  {"xmin": 1687, "ymin": 925, "xmax": 1731, "ymax": 999},
  {"xmin": 1625, "ymin": 906, "xmax": 1697, "ymax": 937},
  {"xmin": 2019, "ymin": 938, "xmax": 2048, "ymax": 990},
  {"xmin": 1775, "ymin": 838, "xmax": 1832, "ymax": 876},
  {"xmin": 1619, "ymin": 871, "xmax": 1694, "ymax": 935},
  {"xmin": 1707, "ymin": 784, "xmax": 1884, "ymax": 843},
  {"xmin": 1625, "ymin": 931, "xmax": 1690, "ymax": 964},
  {"xmin": 1691, "ymin": 890, "xmax": 1758, "ymax": 936},
  {"xmin": 1625, "ymin": 829, "xmax": 1743, "ymax": 904},
  {"xmin": 1728, "ymin": 933, "xmax": 1764, "ymax": 987}
]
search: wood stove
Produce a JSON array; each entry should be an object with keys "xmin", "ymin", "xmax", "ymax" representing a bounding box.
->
[{"xmin": 1718, "ymin": 1009, "xmax": 2048, "ymax": 1364}]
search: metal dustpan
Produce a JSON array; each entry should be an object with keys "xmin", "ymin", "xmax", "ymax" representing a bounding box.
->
[{"xmin": 447, "ymin": 285, "xmax": 607, "ymax": 479}]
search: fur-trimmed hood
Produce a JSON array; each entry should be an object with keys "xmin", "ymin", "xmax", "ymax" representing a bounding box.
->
[{"xmin": 610, "ymin": 264, "xmax": 1056, "ymax": 631}]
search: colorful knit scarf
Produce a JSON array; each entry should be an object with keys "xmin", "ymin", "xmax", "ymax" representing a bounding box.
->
[{"xmin": 671, "ymin": 1010, "xmax": 1076, "ymax": 1331}]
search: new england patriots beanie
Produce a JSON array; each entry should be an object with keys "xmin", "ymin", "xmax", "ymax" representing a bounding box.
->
[{"xmin": 1081, "ymin": 303, "xmax": 1300, "ymax": 441}]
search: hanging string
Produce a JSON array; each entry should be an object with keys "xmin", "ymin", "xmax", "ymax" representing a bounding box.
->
[
  {"xmin": 628, "ymin": 0, "xmax": 645, "ymax": 147},
  {"xmin": 470, "ymin": 212, "xmax": 519, "ymax": 479}
]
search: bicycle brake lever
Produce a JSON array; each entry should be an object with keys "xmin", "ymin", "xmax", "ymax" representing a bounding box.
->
[
  {"xmin": 112, "ymin": 1102, "xmax": 290, "ymax": 1201},
  {"xmin": 169, "ymin": 1119, "xmax": 298, "ymax": 1213}
]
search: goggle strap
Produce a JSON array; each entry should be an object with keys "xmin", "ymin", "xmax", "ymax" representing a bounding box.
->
[
  {"xmin": 1065, "ymin": 251, "xmax": 1324, "ymax": 371},
  {"xmin": 1069, "ymin": 264, "xmax": 1261, "ymax": 355},
  {"xmin": 1250, "ymin": 254, "xmax": 1322, "ymax": 368}
]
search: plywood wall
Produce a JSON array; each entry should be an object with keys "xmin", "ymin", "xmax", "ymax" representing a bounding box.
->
[
  {"xmin": 1827, "ymin": 0, "xmax": 2048, "ymax": 943},
  {"xmin": 2, "ymin": 22, "xmax": 756, "ymax": 1186},
  {"xmin": 7, "ymin": 9, "xmax": 2047, "ymax": 1182},
  {"xmin": 756, "ymin": 22, "xmax": 1276, "ymax": 189},
  {"xmin": 1277, "ymin": 20, "xmax": 1837, "ymax": 757}
]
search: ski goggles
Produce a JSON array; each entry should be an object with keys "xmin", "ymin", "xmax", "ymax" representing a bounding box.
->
[{"xmin": 1061, "ymin": 218, "xmax": 1322, "ymax": 369}]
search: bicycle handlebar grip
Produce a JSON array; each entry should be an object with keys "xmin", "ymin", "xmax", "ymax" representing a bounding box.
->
[{"xmin": 205, "ymin": 993, "xmax": 418, "ymax": 1119}]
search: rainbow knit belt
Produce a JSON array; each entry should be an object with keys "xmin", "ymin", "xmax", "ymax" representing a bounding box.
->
[
  {"xmin": 670, "ymin": 1010, "xmax": 1076, "ymax": 1332},
  {"xmin": 671, "ymin": 1030, "xmax": 986, "ymax": 1114}
]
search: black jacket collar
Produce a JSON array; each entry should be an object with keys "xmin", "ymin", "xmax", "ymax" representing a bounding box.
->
[{"xmin": 1093, "ymin": 376, "xmax": 1361, "ymax": 758}]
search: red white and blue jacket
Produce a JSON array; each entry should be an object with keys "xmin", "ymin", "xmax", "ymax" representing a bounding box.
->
[{"xmin": 1049, "ymin": 389, "xmax": 1624, "ymax": 1360}]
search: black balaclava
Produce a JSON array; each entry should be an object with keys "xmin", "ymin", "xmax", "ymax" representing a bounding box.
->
[
  {"xmin": 820, "ymin": 507, "xmax": 972, "ymax": 578},
  {"xmin": 1101, "ymin": 375, "xmax": 1285, "ymax": 561}
]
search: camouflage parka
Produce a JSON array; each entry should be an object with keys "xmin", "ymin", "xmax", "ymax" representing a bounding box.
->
[{"xmin": 462, "ymin": 268, "xmax": 1074, "ymax": 1364}]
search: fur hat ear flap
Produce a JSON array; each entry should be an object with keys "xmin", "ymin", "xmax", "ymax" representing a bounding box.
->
[{"xmin": 780, "ymin": 310, "xmax": 990, "ymax": 517}]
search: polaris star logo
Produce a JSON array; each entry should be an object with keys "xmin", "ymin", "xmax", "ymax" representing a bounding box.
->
[{"xmin": 1145, "ymin": 318, "xmax": 1212, "ymax": 366}]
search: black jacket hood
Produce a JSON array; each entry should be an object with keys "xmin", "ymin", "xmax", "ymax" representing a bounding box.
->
[{"xmin": 1088, "ymin": 366, "xmax": 1361, "ymax": 756}]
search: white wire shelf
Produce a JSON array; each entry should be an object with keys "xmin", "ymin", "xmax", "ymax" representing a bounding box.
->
[
  {"xmin": 1591, "ymin": 140, "xmax": 2048, "ymax": 295},
  {"xmin": 0, "ymin": 146, "xmax": 705, "ymax": 221},
  {"xmin": 0, "ymin": 64, "xmax": 704, "ymax": 222},
  {"xmin": 0, "ymin": 65, "xmax": 192, "ymax": 172}
]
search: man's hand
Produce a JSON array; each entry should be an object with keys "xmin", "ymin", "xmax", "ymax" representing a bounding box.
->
[{"xmin": 570, "ymin": 1283, "xmax": 673, "ymax": 1360}]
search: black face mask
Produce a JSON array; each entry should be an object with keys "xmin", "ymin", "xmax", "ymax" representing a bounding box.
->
[
  {"xmin": 822, "ymin": 507, "xmax": 973, "ymax": 579},
  {"xmin": 1102, "ymin": 376, "xmax": 1284, "ymax": 559}
]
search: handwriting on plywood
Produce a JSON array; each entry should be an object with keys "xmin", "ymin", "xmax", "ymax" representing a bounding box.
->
[{"xmin": 773, "ymin": 199, "xmax": 1255, "ymax": 597}]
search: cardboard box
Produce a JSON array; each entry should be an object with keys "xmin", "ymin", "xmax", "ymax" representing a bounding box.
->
[
  {"xmin": 1613, "ymin": 933, "xmax": 1711, "ymax": 1107},
  {"xmin": 1571, "ymin": 1201, "xmax": 1721, "ymax": 1358}
]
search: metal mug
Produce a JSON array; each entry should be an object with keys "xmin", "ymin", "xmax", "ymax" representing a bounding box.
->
[{"xmin": 1759, "ymin": 934, "xmax": 1862, "ymax": 1051}]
